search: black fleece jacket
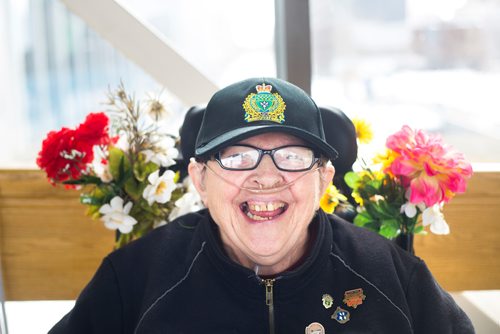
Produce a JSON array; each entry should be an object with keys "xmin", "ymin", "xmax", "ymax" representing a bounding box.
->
[{"xmin": 49, "ymin": 209, "xmax": 474, "ymax": 334}]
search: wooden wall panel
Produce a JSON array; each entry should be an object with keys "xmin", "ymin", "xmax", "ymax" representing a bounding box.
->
[
  {"xmin": 0, "ymin": 170, "xmax": 499, "ymax": 300},
  {"xmin": 414, "ymin": 171, "xmax": 500, "ymax": 291},
  {"xmin": 0, "ymin": 170, "xmax": 114, "ymax": 300}
]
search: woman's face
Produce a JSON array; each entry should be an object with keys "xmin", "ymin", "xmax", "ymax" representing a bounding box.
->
[{"xmin": 189, "ymin": 132, "xmax": 334, "ymax": 275}]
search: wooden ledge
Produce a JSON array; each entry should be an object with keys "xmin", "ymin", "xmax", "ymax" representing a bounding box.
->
[{"xmin": 1, "ymin": 170, "xmax": 499, "ymax": 300}]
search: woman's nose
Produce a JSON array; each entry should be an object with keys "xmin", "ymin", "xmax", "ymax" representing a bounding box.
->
[{"xmin": 247, "ymin": 154, "xmax": 285, "ymax": 189}]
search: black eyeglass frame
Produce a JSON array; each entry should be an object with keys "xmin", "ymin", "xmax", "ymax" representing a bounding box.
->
[{"xmin": 213, "ymin": 144, "xmax": 321, "ymax": 172}]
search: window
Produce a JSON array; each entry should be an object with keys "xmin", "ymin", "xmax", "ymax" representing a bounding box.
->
[
  {"xmin": 310, "ymin": 0, "xmax": 500, "ymax": 163},
  {"xmin": 1, "ymin": 0, "xmax": 277, "ymax": 168},
  {"xmin": 0, "ymin": 0, "xmax": 163, "ymax": 167},
  {"xmin": 118, "ymin": 0, "xmax": 276, "ymax": 87}
]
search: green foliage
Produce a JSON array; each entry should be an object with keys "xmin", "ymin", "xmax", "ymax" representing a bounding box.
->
[
  {"xmin": 353, "ymin": 210, "xmax": 373, "ymax": 227},
  {"xmin": 124, "ymin": 177, "xmax": 143, "ymax": 201},
  {"xmin": 63, "ymin": 175, "xmax": 102, "ymax": 186},
  {"xmin": 344, "ymin": 171, "xmax": 360, "ymax": 189},
  {"xmin": 40, "ymin": 85, "xmax": 198, "ymax": 249},
  {"xmin": 133, "ymin": 154, "xmax": 158, "ymax": 182},
  {"xmin": 109, "ymin": 146, "xmax": 131, "ymax": 183},
  {"xmin": 345, "ymin": 169, "xmax": 423, "ymax": 239}
]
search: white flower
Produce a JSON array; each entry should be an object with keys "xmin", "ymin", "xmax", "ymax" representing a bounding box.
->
[
  {"xmin": 115, "ymin": 131, "xmax": 129, "ymax": 152},
  {"xmin": 168, "ymin": 176, "xmax": 204, "ymax": 221},
  {"xmin": 142, "ymin": 136, "xmax": 179, "ymax": 167},
  {"xmin": 169, "ymin": 192, "xmax": 204, "ymax": 221},
  {"xmin": 401, "ymin": 201, "xmax": 426, "ymax": 218},
  {"xmin": 99, "ymin": 196, "xmax": 138, "ymax": 234},
  {"xmin": 369, "ymin": 194, "xmax": 385, "ymax": 203},
  {"xmin": 92, "ymin": 146, "xmax": 113, "ymax": 183},
  {"xmin": 422, "ymin": 204, "xmax": 450, "ymax": 235},
  {"xmin": 145, "ymin": 91, "xmax": 170, "ymax": 121},
  {"xmin": 143, "ymin": 170, "xmax": 177, "ymax": 206}
]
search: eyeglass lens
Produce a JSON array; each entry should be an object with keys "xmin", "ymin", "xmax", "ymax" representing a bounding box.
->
[{"xmin": 217, "ymin": 145, "xmax": 316, "ymax": 171}]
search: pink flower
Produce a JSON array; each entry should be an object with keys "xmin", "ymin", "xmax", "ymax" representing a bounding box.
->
[{"xmin": 385, "ymin": 125, "xmax": 472, "ymax": 207}]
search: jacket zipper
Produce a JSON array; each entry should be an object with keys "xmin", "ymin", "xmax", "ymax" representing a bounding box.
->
[{"xmin": 263, "ymin": 278, "xmax": 276, "ymax": 334}]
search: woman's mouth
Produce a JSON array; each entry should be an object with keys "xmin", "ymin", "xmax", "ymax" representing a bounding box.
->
[{"xmin": 240, "ymin": 201, "xmax": 288, "ymax": 221}]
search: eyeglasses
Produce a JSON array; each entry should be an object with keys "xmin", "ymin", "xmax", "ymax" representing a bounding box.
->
[{"xmin": 214, "ymin": 144, "xmax": 320, "ymax": 172}]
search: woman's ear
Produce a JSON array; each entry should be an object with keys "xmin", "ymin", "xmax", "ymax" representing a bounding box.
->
[
  {"xmin": 319, "ymin": 161, "xmax": 335, "ymax": 195},
  {"xmin": 188, "ymin": 159, "xmax": 208, "ymax": 205}
]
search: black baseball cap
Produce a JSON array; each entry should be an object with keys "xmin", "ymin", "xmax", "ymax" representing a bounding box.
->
[{"xmin": 194, "ymin": 77, "xmax": 339, "ymax": 161}]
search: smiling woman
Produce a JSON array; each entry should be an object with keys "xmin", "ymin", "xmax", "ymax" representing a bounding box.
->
[
  {"xmin": 46, "ymin": 77, "xmax": 475, "ymax": 334},
  {"xmin": 191, "ymin": 132, "xmax": 333, "ymax": 275},
  {"xmin": 1, "ymin": 0, "xmax": 499, "ymax": 332}
]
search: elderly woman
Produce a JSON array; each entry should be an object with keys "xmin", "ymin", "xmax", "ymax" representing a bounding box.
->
[{"xmin": 50, "ymin": 78, "xmax": 474, "ymax": 334}]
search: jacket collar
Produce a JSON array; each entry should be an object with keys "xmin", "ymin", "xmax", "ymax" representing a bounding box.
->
[{"xmin": 199, "ymin": 209, "xmax": 333, "ymax": 301}]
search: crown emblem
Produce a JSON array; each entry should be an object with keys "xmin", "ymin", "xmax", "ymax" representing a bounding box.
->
[
  {"xmin": 243, "ymin": 83, "xmax": 286, "ymax": 124},
  {"xmin": 255, "ymin": 83, "xmax": 273, "ymax": 93}
]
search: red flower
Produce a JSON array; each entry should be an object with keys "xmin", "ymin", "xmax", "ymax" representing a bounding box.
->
[
  {"xmin": 36, "ymin": 112, "xmax": 110, "ymax": 185},
  {"xmin": 76, "ymin": 113, "xmax": 110, "ymax": 146},
  {"xmin": 36, "ymin": 127, "xmax": 79, "ymax": 183},
  {"xmin": 74, "ymin": 113, "xmax": 110, "ymax": 162}
]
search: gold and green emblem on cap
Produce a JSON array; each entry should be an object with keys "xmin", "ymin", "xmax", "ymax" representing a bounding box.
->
[{"xmin": 243, "ymin": 83, "xmax": 286, "ymax": 124}]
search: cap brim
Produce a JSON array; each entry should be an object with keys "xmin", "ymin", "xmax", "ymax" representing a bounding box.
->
[{"xmin": 195, "ymin": 124, "xmax": 338, "ymax": 161}]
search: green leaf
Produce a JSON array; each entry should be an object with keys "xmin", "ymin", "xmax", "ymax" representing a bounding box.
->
[
  {"xmin": 136, "ymin": 200, "xmax": 161, "ymax": 215},
  {"xmin": 109, "ymin": 147, "xmax": 131, "ymax": 182},
  {"xmin": 63, "ymin": 175, "xmax": 102, "ymax": 185},
  {"xmin": 366, "ymin": 178, "xmax": 382, "ymax": 190},
  {"xmin": 80, "ymin": 194, "xmax": 102, "ymax": 205},
  {"xmin": 133, "ymin": 159, "xmax": 158, "ymax": 182},
  {"xmin": 381, "ymin": 218, "xmax": 400, "ymax": 229},
  {"xmin": 82, "ymin": 185, "xmax": 116, "ymax": 206},
  {"xmin": 414, "ymin": 225, "xmax": 426, "ymax": 234},
  {"xmin": 134, "ymin": 219, "xmax": 154, "ymax": 236},
  {"xmin": 170, "ymin": 188, "xmax": 185, "ymax": 202},
  {"xmin": 358, "ymin": 222, "xmax": 380, "ymax": 234},
  {"xmin": 353, "ymin": 211, "xmax": 374, "ymax": 227},
  {"xmin": 85, "ymin": 205, "xmax": 101, "ymax": 219},
  {"xmin": 371, "ymin": 202, "xmax": 394, "ymax": 219},
  {"xmin": 379, "ymin": 199, "xmax": 399, "ymax": 215},
  {"xmin": 344, "ymin": 171, "xmax": 360, "ymax": 189},
  {"xmin": 363, "ymin": 184, "xmax": 379, "ymax": 197},
  {"xmin": 379, "ymin": 223, "xmax": 399, "ymax": 239},
  {"xmin": 115, "ymin": 232, "xmax": 133, "ymax": 249},
  {"xmin": 124, "ymin": 177, "xmax": 144, "ymax": 201}
]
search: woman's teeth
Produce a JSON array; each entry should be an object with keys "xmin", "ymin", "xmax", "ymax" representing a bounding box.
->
[
  {"xmin": 249, "ymin": 202, "xmax": 285, "ymax": 212},
  {"xmin": 246, "ymin": 212, "xmax": 271, "ymax": 221},
  {"xmin": 241, "ymin": 201, "xmax": 287, "ymax": 221}
]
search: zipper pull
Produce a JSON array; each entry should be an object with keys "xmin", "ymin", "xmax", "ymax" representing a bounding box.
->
[
  {"xmin": 263, "ymin": 278, "xmax": 276, "ymax": 334},
  {"xmin": 264, "ymin": 278, "xmax": 275, "ymax": 306}
]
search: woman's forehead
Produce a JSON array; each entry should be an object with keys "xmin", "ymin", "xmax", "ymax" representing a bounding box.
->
[{"xmin": 236, "ymin": 133, "xmax": 307, "ymax": 148}]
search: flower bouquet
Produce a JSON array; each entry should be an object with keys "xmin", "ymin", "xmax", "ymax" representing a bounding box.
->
[
  {"xmin": 37, "ymin": 85, "xmax": 202, "ymax": 248},
  {"xmin": 343, "ymin": 125, "xmax": 473, "ymax": 242}
]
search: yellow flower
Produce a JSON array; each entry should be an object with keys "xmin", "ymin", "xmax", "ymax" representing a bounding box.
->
[
  {"xmin": 351, "ymin": 191, "xmax": 364, "ymax": 206},
  {"xmin": 320, "ymin": 184, "xmax": 348, "ymax": 214},
  {"xmin": 373, "ymin": 149, "xmax": 398, "ymax": 174},
  {"xmin": 352, "ymin": 118, "xmax": 373, "ymax": 144}
]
